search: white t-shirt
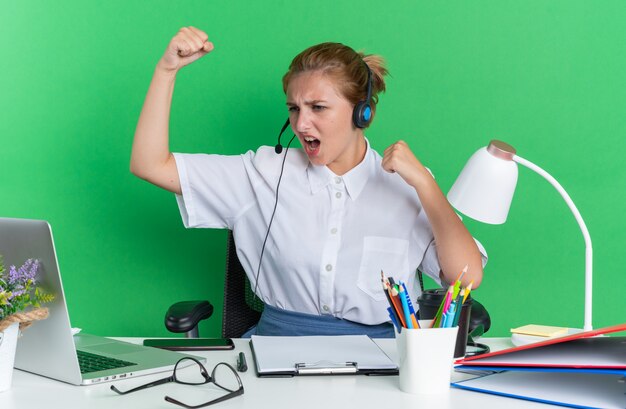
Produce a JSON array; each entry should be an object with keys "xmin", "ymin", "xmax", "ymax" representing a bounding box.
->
[{"xmin": 173, "ymin": 141, "xmax": 487, "ymax": 325}]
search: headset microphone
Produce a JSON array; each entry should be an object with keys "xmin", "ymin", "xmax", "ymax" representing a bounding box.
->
[
  {"xmin": 275, "ymin": 118, "xmax": 291, "ymax": 154},
  {"xmin": 254, "ymin": 121, "xmax": 296, "ymax": 300}
]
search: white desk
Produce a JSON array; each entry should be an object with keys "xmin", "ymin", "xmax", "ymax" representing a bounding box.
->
[{"xmin": 1, "ymin": 337, "xmax": 555, "ymax": 409}]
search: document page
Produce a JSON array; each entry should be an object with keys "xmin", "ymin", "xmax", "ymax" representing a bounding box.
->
[{"xmin": 250, "ymin": 335, "xmax": 398, "ymax": 373}]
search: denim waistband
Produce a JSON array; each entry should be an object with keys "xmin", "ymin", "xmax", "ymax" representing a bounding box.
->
[{"xmin": 243, "ymin": 304, "xmax": 394, "ymax": 338}]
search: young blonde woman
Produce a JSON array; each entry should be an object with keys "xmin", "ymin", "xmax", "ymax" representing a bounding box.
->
[{"xmin": 131, "ymin": 27, "xmax": 486, "ymax": 337}]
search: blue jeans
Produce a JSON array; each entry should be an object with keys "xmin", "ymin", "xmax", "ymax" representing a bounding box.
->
[{"xmin": 241, "ymin": 304, "xmax": 394, "ymax": 338}]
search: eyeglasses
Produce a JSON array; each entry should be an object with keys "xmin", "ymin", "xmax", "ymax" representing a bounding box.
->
[{"xmin": 110, "ymin": 357, "xmax": 244, "ymax": 408}]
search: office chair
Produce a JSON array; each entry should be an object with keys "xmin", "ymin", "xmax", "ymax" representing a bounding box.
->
[
  {"xmin": 164, "ymin": 231, "xmax": 490, "ymax": 339},
  {"xmin": 165, "ymin": 230, "xmax": 263, "ymax": 338}
]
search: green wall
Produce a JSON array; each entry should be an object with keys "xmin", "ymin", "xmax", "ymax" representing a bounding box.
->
[{"xmin": 1, "ymin": 1, "xmax": 624, "ymax": 338}]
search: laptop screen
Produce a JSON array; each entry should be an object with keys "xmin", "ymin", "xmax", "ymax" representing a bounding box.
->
[{"xmin": 0, "ymin": 217, "xmax": 83, "ymax": 385}]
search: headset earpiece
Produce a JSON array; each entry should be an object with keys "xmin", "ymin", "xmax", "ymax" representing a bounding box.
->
[
  {"xmin": 352, "ymin": 64, "xmax": 373, "ymax": 129},
  {"xmin": 352, "ymin": 101, "xmax": 372, "ymax": 129}
]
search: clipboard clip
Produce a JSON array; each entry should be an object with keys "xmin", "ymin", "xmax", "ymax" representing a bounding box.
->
[{"xmin": 295, "ymin": 361, "xmax": 358, "ymax": 375}]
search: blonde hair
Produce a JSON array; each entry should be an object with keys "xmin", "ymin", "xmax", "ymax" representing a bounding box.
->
[{"xmin": 282, "ymin": 42, "xmax": 388, "ymax": 127}]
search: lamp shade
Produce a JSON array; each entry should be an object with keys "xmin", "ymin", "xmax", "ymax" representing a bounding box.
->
[{"xmin": 447, "ymin": 146, "xmax": 518, "ymax": 224}]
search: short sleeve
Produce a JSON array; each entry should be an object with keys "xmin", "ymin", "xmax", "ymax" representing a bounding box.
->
[{"xmin": 173, "ymin": 152, "xmax": 256, "ymax": 229}]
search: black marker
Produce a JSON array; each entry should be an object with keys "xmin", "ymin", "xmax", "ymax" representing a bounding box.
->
[{"xmin": 237, "ymin": 352, "xmax": 248, "ymax": 372}]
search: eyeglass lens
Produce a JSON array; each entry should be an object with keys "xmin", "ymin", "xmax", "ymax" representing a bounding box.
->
[
  {"xmin": 167, "ymin": 361, "xmax": 243, "ymax": 408},
  {"xmin": 174, "ymin": 358, "xmax": 211, "ymax": 385},
  {"xmin": 211, "ymin": 363, "xmax": 242, "ymax": 392}
]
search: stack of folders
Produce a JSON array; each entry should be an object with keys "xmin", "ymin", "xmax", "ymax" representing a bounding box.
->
[
  {"xmin": 452, "ymin": 323, "xmax": 626, "ymax": 409},
  {"xmin": 381, "ymin": 268, "xmax": 472, "ymax": 330}
]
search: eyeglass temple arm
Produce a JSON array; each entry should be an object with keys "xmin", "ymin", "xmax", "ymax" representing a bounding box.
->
[
  {"xmin": 110, "ymin": 375, "xmax": 175, "ymax": 395},
  {"xmin": 165, "ymin": 388, "xmax": 244, "ymax": 409}
]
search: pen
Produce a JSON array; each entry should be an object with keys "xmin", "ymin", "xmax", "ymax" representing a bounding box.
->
[
  {"xmin": 446, "ymin": 301, "xmax": 457, "ymax": 328},
  {"xmin": 398, "ymin": 286, "xmax": 414, "ymax": 329},
  {"xmin": 237, "ymin": 351, "xmax": 248, "ymax": 372},
  {"xmin": 441, "ymin": 311, "xmax": 450, "ymax": 328},
  {"xmin": 400, "ymin": 282, "xmax": 419, "ymax": 328}
]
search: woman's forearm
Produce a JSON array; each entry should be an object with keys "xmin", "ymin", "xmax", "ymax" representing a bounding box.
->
[{"xmin": 415, "ymin": 177, "xmax": 483, "ymax": 288}]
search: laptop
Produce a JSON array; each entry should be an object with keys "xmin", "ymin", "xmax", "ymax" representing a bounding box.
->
[{"xmin": 1, "ymin": 217, "xmax": 205, "ymax": 385}]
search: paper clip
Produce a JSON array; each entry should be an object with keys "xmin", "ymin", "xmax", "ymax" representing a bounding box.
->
[{"xmin": 295, "ymin": 361, "xmax": 358, "ymax": 375}]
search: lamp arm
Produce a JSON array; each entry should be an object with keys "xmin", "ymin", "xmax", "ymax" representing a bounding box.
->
[{"xmin": 513, "ymin": 154, "xmax": 593, "ymax": 331}]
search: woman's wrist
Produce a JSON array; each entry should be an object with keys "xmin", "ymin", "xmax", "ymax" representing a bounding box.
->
[
  {"xmin": 154, "ymin": 61, "xmax": 179, "ymax": 80},
  {"xmin": 409, "ymin": 166, "xmax": 438, "ymax": 195}
]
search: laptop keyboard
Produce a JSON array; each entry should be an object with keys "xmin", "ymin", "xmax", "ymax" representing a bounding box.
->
[{"xmin": 77, "ymin": 350, "xmax": 137, "ymax": 374}]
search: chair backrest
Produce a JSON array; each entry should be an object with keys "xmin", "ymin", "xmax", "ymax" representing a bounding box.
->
[{"xmin": 221, "ymin": 231, "xmax": 263, "ymax": 338}]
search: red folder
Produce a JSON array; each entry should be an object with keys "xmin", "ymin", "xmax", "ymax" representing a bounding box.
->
[{"xmin": 455, "ymin": 323, "xmax": 626, "ymax": 369}]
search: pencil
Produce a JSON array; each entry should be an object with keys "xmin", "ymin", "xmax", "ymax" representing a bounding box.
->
[
  {"xmin": 442, "ymin": 285, "xmax": 454, "ymax": 314},
  {"xmin": 381, "ymin": 279, "xmax": 404, "ymax": 329},
  {"xmin": 462, "ymin": 281, "xmax": 474, "ymax": 304},
  {"xmin": 431, "ymin": 285, "xmax": 453, "ymax": 328},
  {"xmin": 452, "ymin": 288, "xmax": 465, "ymax": 327},
  {"xmin": 455, "ymin": 264, "xmax": 468, "ymax": 285},
  {"xmin": 389, "ymin": 286, "xmax": 408, "ymax": 328}
]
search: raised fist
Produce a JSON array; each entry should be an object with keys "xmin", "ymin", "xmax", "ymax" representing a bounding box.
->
[{"xmin": 158, "ymin": 26, "xmax": 214, "ymax": 72}]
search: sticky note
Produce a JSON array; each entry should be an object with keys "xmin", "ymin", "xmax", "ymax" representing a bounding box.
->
[{"xmin": 510, "ymin": 324, "xmax": 568, "ymax": 337}]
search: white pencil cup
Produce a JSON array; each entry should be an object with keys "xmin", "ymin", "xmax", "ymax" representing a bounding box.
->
[{"xmin": 395, "ymin": 323, "xmax": 458, "ymax": 394}]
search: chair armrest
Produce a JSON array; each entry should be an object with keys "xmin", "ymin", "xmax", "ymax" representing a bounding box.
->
[{"xmin": 165, "ymin": 301, "xmax": 214, "ymax": 334}]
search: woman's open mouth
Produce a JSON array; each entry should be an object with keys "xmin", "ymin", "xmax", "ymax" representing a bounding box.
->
[{"xmin": 303, "ymin": 136, "xmax": 321, "ymax": 156}]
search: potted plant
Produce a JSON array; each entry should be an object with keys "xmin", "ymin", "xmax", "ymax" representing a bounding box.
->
[{"xmin": 0, "ymin": 256, "xmax": 53, "ymax": 392}]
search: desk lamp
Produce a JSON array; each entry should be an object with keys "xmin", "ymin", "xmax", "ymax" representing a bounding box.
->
[{"xmin": 447, "ymin": 140, "xmax": 592, "ymax": 332}]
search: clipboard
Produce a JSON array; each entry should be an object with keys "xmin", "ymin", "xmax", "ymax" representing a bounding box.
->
[{"xmin": 249, "ymin": 335, "xmax": 399, "ymax": 377}]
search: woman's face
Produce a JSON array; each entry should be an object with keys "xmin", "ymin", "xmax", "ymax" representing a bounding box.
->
[{"xmin": 286, "ymin": 71, "xmax": 366, "ymax": 175}]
